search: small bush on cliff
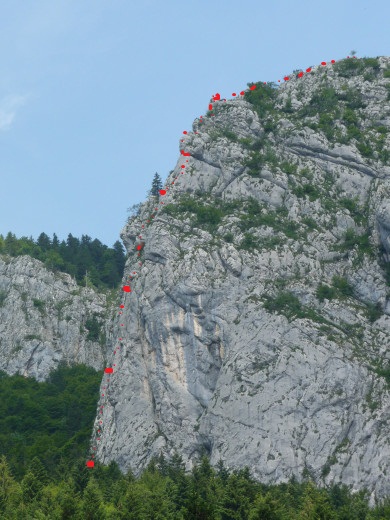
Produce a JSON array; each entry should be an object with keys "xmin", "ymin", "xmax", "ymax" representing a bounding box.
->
[
  {"xmin": 0, "ymin": 290, "xmax": 7, "ymax": 307},
  {"xmin": 316, "ymin": 284, "xmax": 337, "ymax": 302},
  {"xmin": 244, "ymin": 82, "xmax": 278, "ymax": 117},
  {"xmin": 85, "ymin": 315, "xmax": 103, "ymax": 341}
]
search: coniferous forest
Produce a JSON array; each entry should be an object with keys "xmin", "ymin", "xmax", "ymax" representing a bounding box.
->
[
  {"xmin": 0, "ymin": 232, "xmax": 126, "ymax": 289},
  {"xmin": 0, "ymin": 365, "xmax": 390, "ymax": 519}
]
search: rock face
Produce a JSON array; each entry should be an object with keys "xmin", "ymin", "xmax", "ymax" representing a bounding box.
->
[
  {"xmin": 93, "ymin": 56, "xmax": 390, "ymax": 504},
  {"xmin": 0, "ymin": 255, "xmax": 113, "ymax": 381},
  {"xmin": 2, "ymin": 56, "xmax": 390, "ymax": 504}
]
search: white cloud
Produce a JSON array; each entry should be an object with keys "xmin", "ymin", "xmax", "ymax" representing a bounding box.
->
[{"xmin": 0, "ymin": 94, "xmax": 29, "ymax": 131}]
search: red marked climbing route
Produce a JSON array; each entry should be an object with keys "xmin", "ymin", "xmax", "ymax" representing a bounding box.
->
[{"xmin": 87, "ymin": 54, "xmax": 355, "ymax": 469}]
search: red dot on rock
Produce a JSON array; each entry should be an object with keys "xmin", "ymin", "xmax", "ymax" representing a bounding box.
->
[
  {"xmin": 232, "ymin": 93, "xmax": 236, "ymax": 96},
  {"xmin": 249, "ymin": 85, "xmax": 256, "ymax": 90},
  {"xmin": 183, "ymin": 131, "xmax": 187, "ymax": 134},
  {"xmin": 104, "ymin": 367, "xmax": 113, "ymax": 373},
  {"xmin": 306, "ymin": 68, "xmax": 312, "ymax": 73},
  {"xmin": 208, "ymin": 104, "xmax": 213, "ymax": 110},
  {"xmin": 331, "ymin": 59, "xmax": 335, "ymax": 63},
  {"xmin": 321, "ymin": 61, "xmax": 326, "ymax": 66},
  {"xmin": 284, "ymin": 76, "xmax": 290, "ymax": 81},
  {"xmin": 122, "ymin": 285, "xmax": 131, "ymax": 292},
  {"xmin": 240, "ymin": 91, "xmax": 245, "ymax": 95},
  {"xmin": 120, "ymin": 304, "xmax": 124, "ymax": 308},
  {"xmin": 214, "ymin": 93, "xmax": 220, "ymax": 100},
  {"xmin": 159, "ymin": 189, "xmax": 166, "ymax": 195},
  {"xmin": 181, "ymin": 165, "xmax": 185, "ymax": 168},
  {"xmin": 86, "ymin": 461, "xmax": 95, "ymax": 468},
  {"xmin": 298, "ymin": 72, "xmax": 304, "ymax": 77}
]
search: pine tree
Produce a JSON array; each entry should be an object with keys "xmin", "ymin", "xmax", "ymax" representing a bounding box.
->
[
  {"xmin": 81, "ymin": 477, "xmax": 105, "ymax": 520},
  {"xmin": 216, "ymin": 459, "xmax": 229, "ymax": 486},
  {"xmin": 249, "ymin": 492, "xmax": 288, "ymax": 520},
  {"xmin": 27, "ymin": 456, "xmax": 50, "ymax": 486},
  {"xmin": 52, "ymin": 233, "xmax": 60, "ymax": 249},
  {"xmin": 36, "ymin": 232, "xmax": 52, "ymax": 252},
  {"xmin": 150, "ymin": 172, "xmax": 163, "ymax": 197},
  {"xmin": 0, "ymin": 455, "xmax": 21, "ymax": 514},
  {"xmin": 4, "ymin": 232, "xmax": 17, "ymax": 255},
  {"xmin": 112, "ymin": 240, "xmax": 126, "ymax": 276},
  {"xmin": 21, "ymin": 470, "xmax": 43, "ymax": 503}
]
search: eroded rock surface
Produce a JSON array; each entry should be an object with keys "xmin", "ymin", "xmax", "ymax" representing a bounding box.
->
[
  {"xmin": 94, "ymin": 57, "xmax": 390, "ymax": 504},
  {"xmin": 0, "ymin": 255, "xmax": 113, "ymax": 381}
]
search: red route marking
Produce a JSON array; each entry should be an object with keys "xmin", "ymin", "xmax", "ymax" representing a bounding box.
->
[{"xmin": 89, "ymin": 55, "xmax": 352, "ymax": 469}]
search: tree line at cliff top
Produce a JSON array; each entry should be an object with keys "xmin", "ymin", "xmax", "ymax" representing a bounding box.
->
[
  {"xmin": 0, "ymin": 231, "xmax": 125, "ymax": 290},
  {"xmin": 0, "ymin": 174, "xmax": 167, "ymax": 290}
]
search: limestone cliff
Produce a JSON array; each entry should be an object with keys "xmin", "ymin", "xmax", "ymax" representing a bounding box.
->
[
  {"xmin": 92, "ymin": 56, "xmax": 390, "ymax": 504},
  {"xmin": 0, "ymin": 255, "xmax": 113, "ymax": 381}
]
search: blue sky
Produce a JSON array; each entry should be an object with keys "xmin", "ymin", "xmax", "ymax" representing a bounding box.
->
[{"xmin": 0, "ymin": 0, "xmax": 388, "ymax": 247}]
